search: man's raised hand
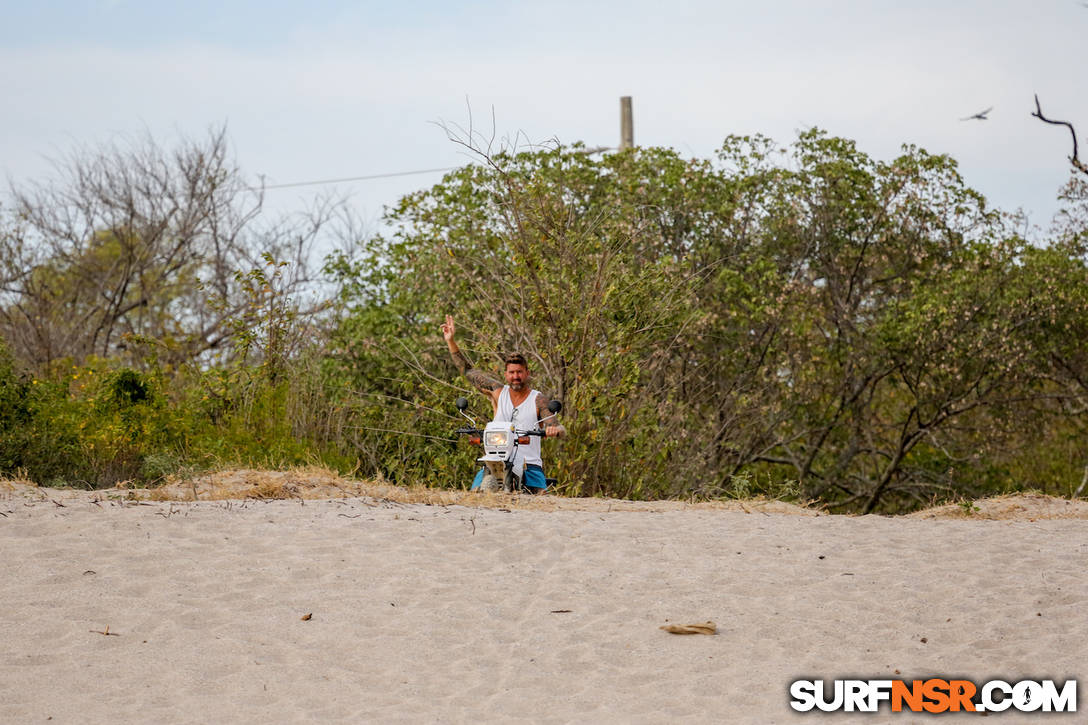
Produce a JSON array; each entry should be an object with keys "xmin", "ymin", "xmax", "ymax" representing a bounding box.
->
[{"xmin": 440, "ymin": 314, "xmax": 456, "ymax": 343}]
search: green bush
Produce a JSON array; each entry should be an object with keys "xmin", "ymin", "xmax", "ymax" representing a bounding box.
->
[
  {"xmin": 0, "ymin": 353, "xmax": 350, "ymax": 488},
  {"xmin": 0, "ymin": 343, "xmax": 32, "ymax": 471}
]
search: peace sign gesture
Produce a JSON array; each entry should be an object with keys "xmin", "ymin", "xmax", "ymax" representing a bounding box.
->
[{"xmin": 440, "ymin": 314, "xmax": 456, "ymax": 343}]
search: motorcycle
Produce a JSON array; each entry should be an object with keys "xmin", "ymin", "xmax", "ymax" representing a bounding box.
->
[{"xmin": 453, "ymin": 396, "xmax": 562, "ymax": 493}]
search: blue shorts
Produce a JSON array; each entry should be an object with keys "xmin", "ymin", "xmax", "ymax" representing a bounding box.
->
[{"xmin": 471, "ymin": 464, "xmax": 547, "ymax": 491}]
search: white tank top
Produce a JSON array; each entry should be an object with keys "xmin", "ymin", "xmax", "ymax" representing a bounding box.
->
[{"xmin": 493, "ymin": 386, "xmax": 543, "ymax": 468}]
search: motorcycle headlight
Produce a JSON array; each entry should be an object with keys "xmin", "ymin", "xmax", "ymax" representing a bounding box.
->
[{"xmin": 485, "ymin": 430, "xmax": 510, "ymax": 448}]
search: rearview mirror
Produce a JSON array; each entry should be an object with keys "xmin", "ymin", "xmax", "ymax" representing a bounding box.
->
[
  {"xmin": 547, "ymin": 400, "xmax": 562, "ymax": 414},
  {"xmin": 455, "ymin": 397, "xmax": 469, "ymax": 411}
]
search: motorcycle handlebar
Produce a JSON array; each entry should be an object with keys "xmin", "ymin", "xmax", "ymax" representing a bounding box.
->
[{"xmin": 453, "ymin": 427, "xmax": 549, "ymax": 437}]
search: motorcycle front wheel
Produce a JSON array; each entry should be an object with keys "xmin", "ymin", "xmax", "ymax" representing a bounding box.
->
[{"xmin": 503, "ymin": 468, "xmax": 517, "ymax": 493}]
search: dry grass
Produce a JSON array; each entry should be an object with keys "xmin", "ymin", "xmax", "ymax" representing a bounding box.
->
[
  {"xmin": 139, "ymin": 467, "xmax": 817, "ymax": 513},
  {"xmin": 142, "ymin": 467, "xmax": 363, "ymax": 502},
  {"xmin": 0, "ymin": 474, "xmax": 37, "ymax": 501},
  {"xmin": 907, "ymin": 493, "xmax": 1088, "ymax": 520},
  {"xmin": 3, "ymin": 467, "xmax": 813, "ymax": 514},
  {"xmin": 5, "ymin": 469, "xmax": 1088, "ymax": 519}
]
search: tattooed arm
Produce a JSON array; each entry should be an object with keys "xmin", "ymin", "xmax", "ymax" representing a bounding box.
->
[
  {"xmin": 535, "ymin": 391, "xmax": 567, "ymax": 439},
  {"xmin": 453, "ymin": 348, "xmax": 504, "ymax": 396},
  {"xmin": 441, "ymin": 315, "xmax": 503, "ymax": 398}
]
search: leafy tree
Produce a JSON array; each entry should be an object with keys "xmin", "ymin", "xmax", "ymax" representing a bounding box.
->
[
  {"xmin": 328, "ymin": 140, "xmax": 710, "ymax": 495},
  {"xmin": 329, "ymin": 129, "xmax": 1088, "ymax": 510}
]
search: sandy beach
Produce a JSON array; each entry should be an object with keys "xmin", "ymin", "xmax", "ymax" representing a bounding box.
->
[{"xmin": 2, "ymin": 477, "xmax": 1085, "ymax": 723}]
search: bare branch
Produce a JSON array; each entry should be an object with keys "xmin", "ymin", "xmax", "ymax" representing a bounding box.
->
[
  {"xmin": 1, "ymin": 126, "xmax": 337, "ymax": 368},
  {"xmin": 1032, "ymin": 94, "xmax": 1088, "ymax": 177}
]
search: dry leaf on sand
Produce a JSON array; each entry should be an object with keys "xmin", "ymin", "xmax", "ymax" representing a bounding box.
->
[{"xmin": 660, "ymin": 621, "xmax": 717, "ymax": 635}]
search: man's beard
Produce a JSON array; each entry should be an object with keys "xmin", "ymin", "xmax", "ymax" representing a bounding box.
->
[{"xmin": 509, "ymin": 381, "xmax": 526, "ymax": 391}]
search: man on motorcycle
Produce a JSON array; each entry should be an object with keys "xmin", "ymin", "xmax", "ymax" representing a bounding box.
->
[{"xmin": 440, "ymin": 314, "xmax": 566, "ymax": 493}]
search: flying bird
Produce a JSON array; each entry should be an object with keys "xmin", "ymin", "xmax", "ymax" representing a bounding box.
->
[{"xmin": 960, "ymin": 106, "xmax": 993, "ymax": 121}]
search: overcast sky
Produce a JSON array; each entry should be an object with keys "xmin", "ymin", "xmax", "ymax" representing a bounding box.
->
[{"xmin": 3, "ymin": 0, "xmax": 1087, "ymax": 237}]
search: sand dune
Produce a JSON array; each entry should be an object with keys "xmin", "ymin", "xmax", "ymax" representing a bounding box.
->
[{"xmin": 2, "ymin": 479, "xmax": 1084, "ymax": 723}]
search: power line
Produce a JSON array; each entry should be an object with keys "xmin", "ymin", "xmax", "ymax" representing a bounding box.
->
[
  {"xmin": 0, "ymin": 166, "xmax": 460, "ymax": 197},
  {"xmin": 5, "ymin": 137, "xmax": 618, "ymax": 198},
  {"xmin": 249, "ymin": 142, "xmax": 616, "ymax": 192},
  {"xmin": 252, "ymin": 166, "xmax": 459, "ymax": 191}
]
